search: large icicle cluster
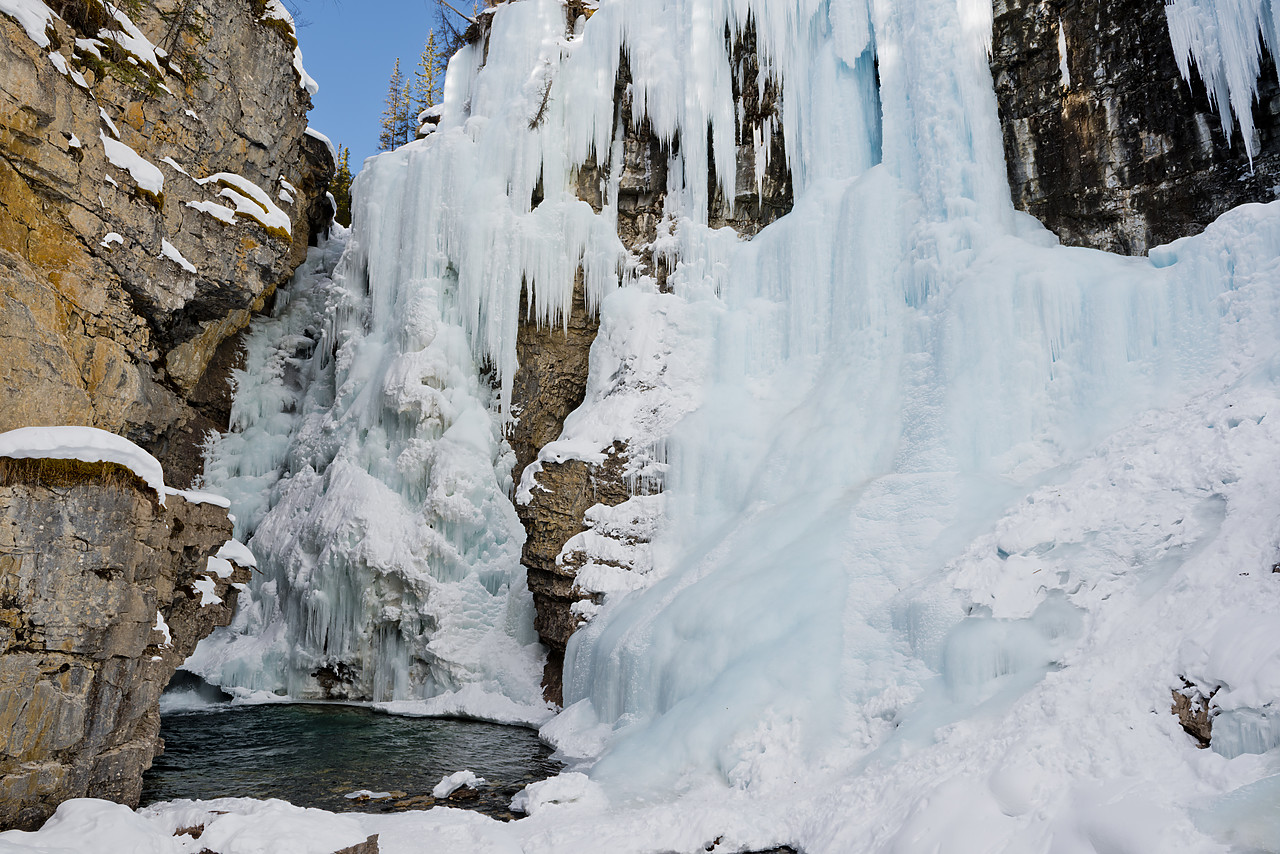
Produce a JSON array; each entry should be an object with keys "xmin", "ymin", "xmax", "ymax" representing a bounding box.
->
[{"xmin": 1164, "ymin": 0, "xmax": 1280, "ymax": 155}]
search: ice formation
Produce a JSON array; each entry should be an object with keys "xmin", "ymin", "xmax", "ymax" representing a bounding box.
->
[
  {"xmin": 163, "ymin": 0, "xmax": 1280, "ymax": 847},
  {"xmin": 189, "ymin": 229, "xmax": 548, "ymax": 719},
  {"xmin": 1165, "ymin": 0, "xmax": 1280, "ymax": 156}
]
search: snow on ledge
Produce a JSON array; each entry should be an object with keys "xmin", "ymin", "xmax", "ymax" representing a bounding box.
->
[
  {"xmin": 216, "ymin": 537, "xmax": 258, "ymax": 568},
  {"xmin": 304, "ymin": 127, "xmax": 337, "ymax": 164},
  {"xmin": 160, "ymin": 238, "xmax": 196, "ymax": 273},
  {"xmin": 0, "ymin": 0, "xmax": 55, "ymax": 48},
  {"xmin": 164, "ymin": 486, "xmax": 231, "ymax": 508},
  {"xmin": 0, "ymin": 426, "xmax": 167, "ymax": 505},
  {"xmin": 196, "ymin": 172, "xmax": 291, "ymax": 235},
  {"xmin": 100, "ymin": 130, "xmax": 164, "ymax": 196}
]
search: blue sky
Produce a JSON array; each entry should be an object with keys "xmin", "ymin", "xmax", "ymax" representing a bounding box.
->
[{"xmin": 291, "ymin": 0, "xmax": 454, "ymax": 172}]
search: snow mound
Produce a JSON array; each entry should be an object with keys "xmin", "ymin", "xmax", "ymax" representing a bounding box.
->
[{"xmin": 432, "ymin": 770, "xmax": 486, "ymax": 798}]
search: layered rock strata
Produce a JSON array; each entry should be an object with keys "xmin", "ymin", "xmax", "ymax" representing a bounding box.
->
[
  {"xmin": 0, "ymin": 457, "xmax": 248, "ymax": 831},
  {"xmin": 509, "ymin": 10, "xmax": 793, "ymax": 702},
  {"xmin": 990, "ymin": 0, "xmax": 1280, "ymax": 254},
  {"xmin": 0, "ymin": 0, "xmax": 332, "ymax": 485}
]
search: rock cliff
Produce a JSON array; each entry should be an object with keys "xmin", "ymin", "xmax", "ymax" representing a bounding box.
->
[
  {"xmin": 990, "ymin": 0, "xmax": 1280, "ymax": 253},
  {"xmin": 0, "ymin": 0, "xmax": 333, "ymax": 486},
  {"xmin": 0, "ymin": 456, "xmax": 249, "ymax": 831}
]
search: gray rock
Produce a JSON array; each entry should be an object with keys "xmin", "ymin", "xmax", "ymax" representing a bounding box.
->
[{"xmin": 0, "ymin": 458, "xmax": 247, "ymax": 830}]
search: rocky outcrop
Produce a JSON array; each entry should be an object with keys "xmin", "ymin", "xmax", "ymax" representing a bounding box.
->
[
  {"xmin": 0, "ymin": 456, "xmax": 249, "ymax": 831},
  {"xmin": 510, "ymin": 10, "xmax": 793, "ymax": 703},
  {"xmin": 990, "ymin": 0, "xmax": 1280, "ymax": 254},
  {"xmin": 0, "ymin": 0, "xmax": 332, "ymax": 486},
  {"xmin": 1172, "ymin": 681, "xmax": 1215, "ymax": 747}
]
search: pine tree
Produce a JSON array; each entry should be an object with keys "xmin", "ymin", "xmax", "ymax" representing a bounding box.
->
[
  {"xmin": 400, "ymin": 77, "xmax": 415, "ymax": 145},
  {"xmin": 412, "ymin": 31, "xmax": 443, "ymax": 121},
  {"xmin": 330, "ymin": 144, "xmax": 353, "ymax": 227},
  {"xmin": 378, "ymin": 58, "xmax": 407, "ymax": 151}
]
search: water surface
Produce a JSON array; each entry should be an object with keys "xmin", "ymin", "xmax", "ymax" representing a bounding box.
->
[{"xmin": 142, "ymin": 700, "xmax": 560, "ymax": 819}]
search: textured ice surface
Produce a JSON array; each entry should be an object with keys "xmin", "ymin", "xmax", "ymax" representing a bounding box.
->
[{"xmin": 189, "ymin": 229, "xmax": 548, "ymax": 722}]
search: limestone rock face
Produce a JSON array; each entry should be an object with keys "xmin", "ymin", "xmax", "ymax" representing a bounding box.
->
[
  {"xmin": 0, "ymin": 0, "xmax": 332, "ymax": 486},
  {"xmin": 990, "ymin": 0, "xmax": 1280, "ymax": 254},
  {"xmin": 0, "ymin": 458, "xmax": 248, "ymax": 830}
]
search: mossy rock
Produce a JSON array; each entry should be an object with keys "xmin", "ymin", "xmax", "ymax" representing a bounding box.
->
[{"xmin": 0, "ymin": 457, "xmax": 153, "ymax": 501}]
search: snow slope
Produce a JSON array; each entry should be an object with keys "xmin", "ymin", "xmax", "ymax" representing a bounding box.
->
[{"xmin": 19, "ymin": 0, "xmax": 1274, "ymax": 846}]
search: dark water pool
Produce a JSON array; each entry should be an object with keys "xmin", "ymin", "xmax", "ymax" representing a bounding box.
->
[{"xmin": 141, "ymin": 700, "xmax": 560, "ymax": 819}]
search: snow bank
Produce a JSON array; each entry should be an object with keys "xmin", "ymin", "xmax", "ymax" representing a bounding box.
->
[{"xmin": 0, "ymin": 426, "xmax": 166, "ymax": 504}]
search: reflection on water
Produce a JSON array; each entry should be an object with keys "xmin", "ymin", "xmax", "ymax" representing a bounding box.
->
[{"xmin": 142, "ymin": 692, "xmax": 561, "ymax": 819}]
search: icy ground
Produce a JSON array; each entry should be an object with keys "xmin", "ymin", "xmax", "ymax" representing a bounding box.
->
[{"xmin": 5, "ymin": 0, "xmax": 1280, "ymax": 844}]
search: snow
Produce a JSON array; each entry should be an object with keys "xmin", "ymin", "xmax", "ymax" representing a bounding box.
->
[
  {"xmin": 98, "ymin": 108, "xmax": 120, "ymax": 139},
  {"xmin": 160, "ymin": 239, "xmax": 196, "ymax": 274},
  {"xmin": 0, "ymin": 0, "xmax": 53, "ymax": 48},
  {"xmin": 432, "ymin": 770, "xmax": 485, "ymax": 798},
  {"xmin": 161, "ymin": 157, "xmax": 190, "ymax": 176},
  {"xmin": 100, "ymin": 131, "xmax": 164, "ymax": 196},
  {"xmin": 206, "ymin": 556, "xmax": 234, "ymax": 579},
  {"xmin": 192, "ymin": 576, "xmax": 222, "ymax": 607},
  {"xmin": 153, "ymin": 612, "xmax": 172, "ymax": 647},
  {"xmin": 99, "ymin": 3, "xmax": 163, "ymax": 74},
  {"xmin": 46, "ymin": 51, "xmax": 89, "ymax": 88},
  {"xmin": 196, "ymin": 173, "xmax": 291, "ymax": 235},
  {"xmin": 262, "ymin": 0, "xmax": 319, "ymax": 96},
  {"xmin": 67, "ymin": 134, "xmax": 80, "ymax": 148},
  {"xmin": 19, "ymin": 0, "xmax": 1271, "ymax": 847},
  {"xmin": 303, "ymin": 127, "xmax": 336, "ymax": 163},
  {"xmin": 216, "ymin": 538, "xmax": 258, "ymax": 569},
  {"xmin": 100, "ymin": 232, "xmax": 123, "ymax": 248},
  {"xmin": 375, "ymin": 684, "xmax": 555, "ymax": 727},
  {"xmin": 185, "ymin": 200, "xmax": 236, "ymax": 225},
  {"xmin": 0, "ymin": 426, "xmax": 166, "ymax": 504},
  {"xmin": 164, "ymin": 486, "xmax": 231, "ymax": 508}
]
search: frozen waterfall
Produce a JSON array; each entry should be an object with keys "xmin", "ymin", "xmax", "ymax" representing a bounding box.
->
[{"xmin": 190, "ymin": 0, "xmax": 1280, "ymax": 847}]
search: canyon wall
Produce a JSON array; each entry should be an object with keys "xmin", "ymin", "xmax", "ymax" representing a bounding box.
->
[
  {"xmin": 989, "ymin": 0, "xmax": 1280, "ymax": 254},
  {"xmin": 0, "ymin": 0, "xmax": 333, "ymax": 487},
  {"xmin": 0, "ymin": 458, "xmax": 249, "ymax": 831}
]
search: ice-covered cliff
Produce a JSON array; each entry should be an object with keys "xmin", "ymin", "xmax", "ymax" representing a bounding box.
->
[{"xmin": 178, "ymin": 0, "xmax": 1280, "ymax": 848}]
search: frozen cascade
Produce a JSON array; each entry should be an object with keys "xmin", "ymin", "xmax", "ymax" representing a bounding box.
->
[
  {"xmin": 182, "ymin": 0, "xmax": 1280, "ymax": 846},
  {"xmin": 188, "ymin": 223, "xmax": 548, "ymax": 719}
]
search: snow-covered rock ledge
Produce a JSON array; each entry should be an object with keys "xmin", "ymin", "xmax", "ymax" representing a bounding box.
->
[{"xmin": 0, "ymin": 428, "xmax": 253, "ymax": 830}]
